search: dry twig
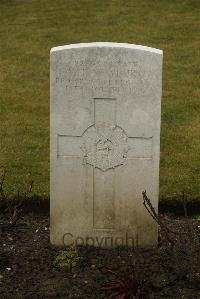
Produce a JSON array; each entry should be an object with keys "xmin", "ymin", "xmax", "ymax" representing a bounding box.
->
[
  {"xmin": 0, "ymin": 181, "xmax": 34, "ymax": 230},
  {"xmin": 142, "ymin": 190, "xmax": 175, "ymax": 249},
  {"xmin": 0, "ymin": 168, "xmax": 6, "ymax": 201}
]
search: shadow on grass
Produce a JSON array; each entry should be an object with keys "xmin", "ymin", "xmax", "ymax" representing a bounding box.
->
[{"xmin": 0, "ymin": 194, "xmax": 200, "ymax": 218}]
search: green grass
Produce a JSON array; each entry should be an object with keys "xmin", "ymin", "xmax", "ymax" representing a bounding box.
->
[{"xmin": 0, "ymin": 0, "xmax": 199, "ymax": 199}]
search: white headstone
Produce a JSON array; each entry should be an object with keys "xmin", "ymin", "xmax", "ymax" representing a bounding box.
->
[{"xmin": 50, "ymin": 42, "xmax": 163, "ymax": 247}]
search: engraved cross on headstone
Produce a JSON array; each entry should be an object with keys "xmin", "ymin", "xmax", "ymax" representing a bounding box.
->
[{"xmin": 58, "ymin": 98, "xmax": 152, "ymax": 229}]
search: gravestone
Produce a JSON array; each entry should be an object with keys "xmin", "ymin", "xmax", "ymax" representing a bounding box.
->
[{"xmin": 50, "ymin": 42, "xmax": 163, "ymax": 247}]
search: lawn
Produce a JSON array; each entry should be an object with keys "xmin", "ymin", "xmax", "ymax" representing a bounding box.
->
[{"xmin": 0, "ymin": 0, "xmax": 199, "ymax": 199}]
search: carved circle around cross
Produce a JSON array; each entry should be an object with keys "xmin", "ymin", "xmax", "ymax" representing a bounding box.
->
[{"xmin": 81, "ymin": 124, "xmax": 129, "ymax": 171}]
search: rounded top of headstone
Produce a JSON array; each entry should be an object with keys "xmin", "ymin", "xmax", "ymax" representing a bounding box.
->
[{"xmin": 50, "ymin": 42, "xmax": 163, "ymax": 55}]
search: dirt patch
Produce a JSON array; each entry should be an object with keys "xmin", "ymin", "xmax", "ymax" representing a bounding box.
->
[{"xmin": 0, "ymin": 211, "xmax": 199, "ymax": 299}]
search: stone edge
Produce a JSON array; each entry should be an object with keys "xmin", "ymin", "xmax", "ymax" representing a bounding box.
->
[{"xmin": 50, "ymin": 42, "xmax": 163, "ymax": 55}]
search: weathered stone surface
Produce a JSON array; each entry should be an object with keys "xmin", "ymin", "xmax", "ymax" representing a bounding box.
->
[{"xmin": 50, "ymin": 42, "xmax": 163, "ymax": 247}]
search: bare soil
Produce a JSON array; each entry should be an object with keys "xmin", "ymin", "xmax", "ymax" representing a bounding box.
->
[{"xmin": 0, "ymin": 203, "xmax": 200, "ymax": 299}]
